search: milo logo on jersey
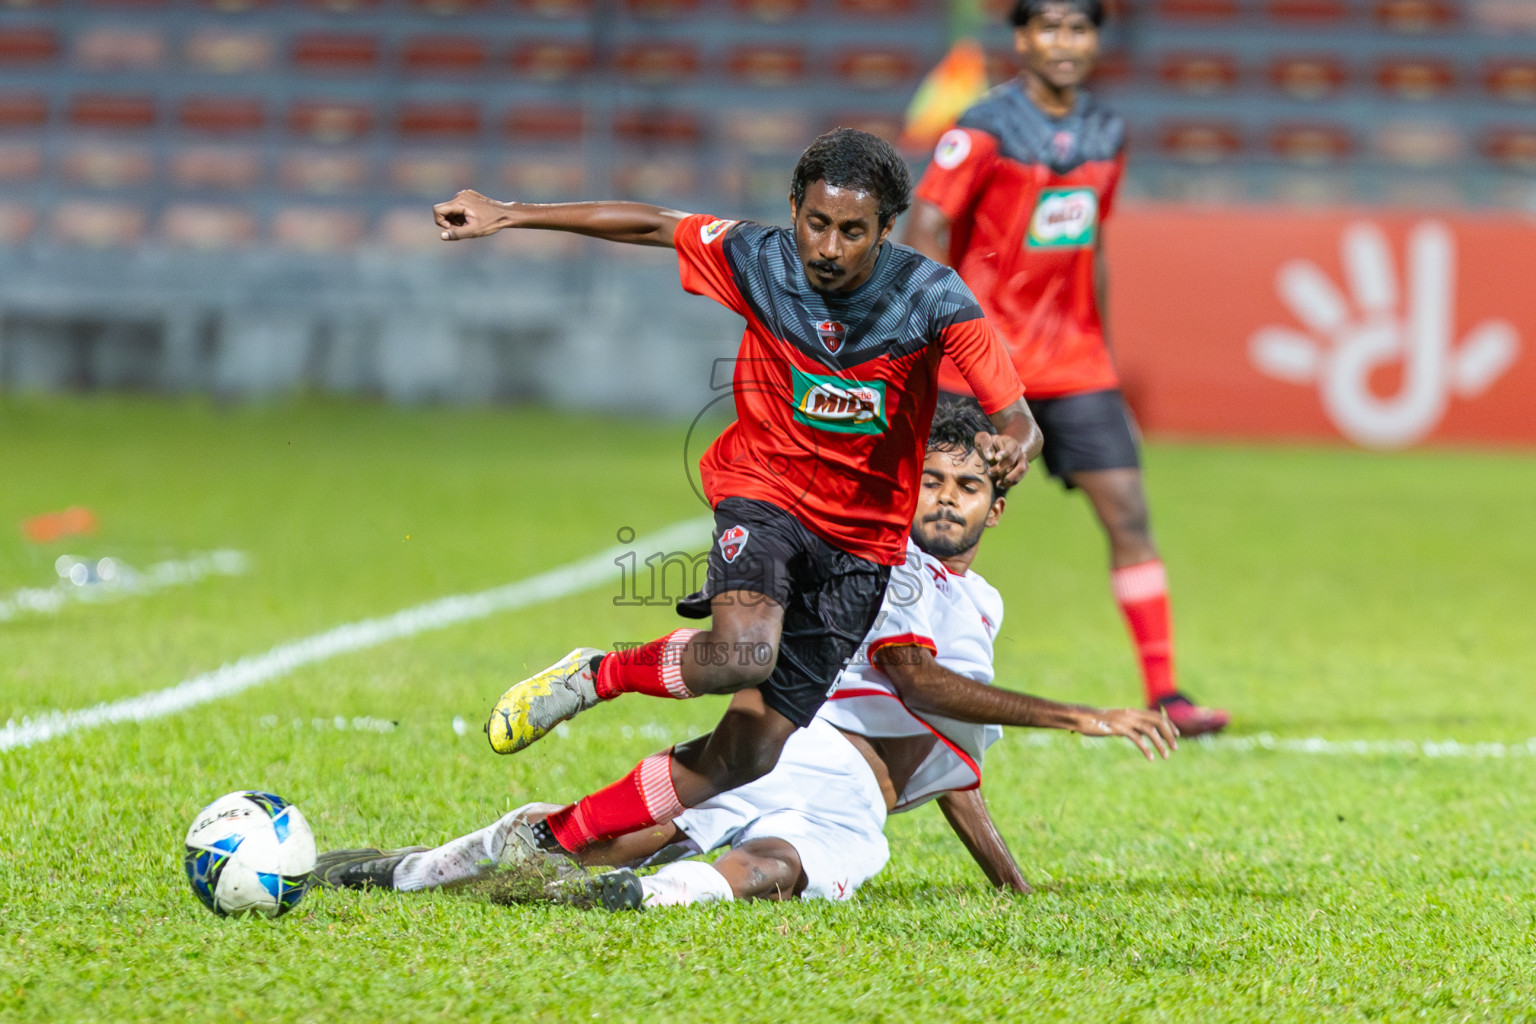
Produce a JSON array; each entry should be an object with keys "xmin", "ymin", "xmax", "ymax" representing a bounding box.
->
[
  {"xmin": 1027, "ymin": 187, "xmax": 1099, "ymax": 249},
  {"xmin": 790, "ymin": 367, "xmax": 888, "ymax": 435}
]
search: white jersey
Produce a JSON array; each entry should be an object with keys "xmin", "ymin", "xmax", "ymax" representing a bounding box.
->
[{"xmin": 817, "ymin": 537, "xmax": 1005, "ymax": 811}]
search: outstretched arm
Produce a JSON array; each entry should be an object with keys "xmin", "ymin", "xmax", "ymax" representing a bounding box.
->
[
  {"xmin": 902, "ymin": 198, "xmax": 953, "ymax": 266},
  {"xmin": 937, "ymin": 788, "xmax": 1030, "ymax": 893},
  {"xmin": 433, "ymin": 190, "xmax": 691, "ymax": 248},
  {"xmin": 873, "ymin": 646, "xmax": 1178, "ymax": 760}
]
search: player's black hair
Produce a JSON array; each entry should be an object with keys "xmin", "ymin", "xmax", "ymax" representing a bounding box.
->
[
  {"xmin": 927, "ymin": 398, "xmax": 1011, "ymax": 499},
  {"xmin": 789, "ymin": 128, "xmax": 913, "ymax": 229},
  {"xmin": 1009, "ymin": 0, "xmax": 1105, "ymax": 27}
]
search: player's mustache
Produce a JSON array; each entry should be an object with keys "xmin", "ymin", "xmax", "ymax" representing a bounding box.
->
[
  {"xmin": 808, "ymin": 259, "xmax": 842, "ymax": 275},
  {"xmin": 924, "ymin": 510, "xmax": 967, "ymax": 526}
]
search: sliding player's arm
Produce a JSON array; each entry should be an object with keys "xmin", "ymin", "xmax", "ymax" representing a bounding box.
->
[
  {"xmin": 936, "ymin": 787, "xmax": 1031, "ymax": 894},
  {"xmin": 434, "ymin": 190, "xmax": 690, "ymax": 248},
  {"xmin": 872, "ymin": 645, "xmax": 1177, "ymax": 760}
]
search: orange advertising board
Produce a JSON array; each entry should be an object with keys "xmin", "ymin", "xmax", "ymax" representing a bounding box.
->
[{"xmin": 1107, "ymin": 206, "xmax": 1536, "ymax": 448}]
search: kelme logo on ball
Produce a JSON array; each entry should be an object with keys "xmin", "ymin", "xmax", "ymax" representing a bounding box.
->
[
  {"xmin": 791, "ymin": 368, "xmax": 887, "ymax": 435},
  {"xmin": 700, "ymin": 219, "xmax": 736, "ymax": 245},
  {"xmin": 1027, "ymin": 187, "xmax": 1099, "ymax": 249}
]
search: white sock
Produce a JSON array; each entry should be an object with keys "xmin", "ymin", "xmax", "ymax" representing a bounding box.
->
[
  {"xmin": 639, "ymin": 861, "xmax": 734, "ymax": 907},
  {"xmin": 393, "ymin": 803, "xmax": 564, "ymax": 892}
]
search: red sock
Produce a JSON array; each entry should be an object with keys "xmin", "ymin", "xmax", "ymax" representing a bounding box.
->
[
  {"xmin": 546, "ymin": 751, "xmax": 685, "ymax": 853},
  {"xmin": 1111, "ymin": 559, "xmax": 1177, "ymax": 705},
  {"xmin": 593, "ymin": 628, "xmax": 700, "ymax": 701}
]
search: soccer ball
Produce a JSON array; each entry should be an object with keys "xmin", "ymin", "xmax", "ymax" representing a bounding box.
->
[{"xmin": 184, "ymin": 791, "xmax": 316, "ymax": 918}]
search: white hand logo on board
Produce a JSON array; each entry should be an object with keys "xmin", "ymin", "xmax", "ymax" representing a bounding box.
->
[{"xmin": 1249, "ymin": 221, "xmax": 1520, "ymax": 449}]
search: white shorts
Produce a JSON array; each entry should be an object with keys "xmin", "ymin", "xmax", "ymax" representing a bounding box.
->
[{"xmin": 672, "ymin": 718, "xmax": 890, "ymax": 901}]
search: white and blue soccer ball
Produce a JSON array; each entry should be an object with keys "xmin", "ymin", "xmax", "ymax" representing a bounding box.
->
[{"xmin": 184, "ymin": 791, "xmax": 316, "ymax": 918}]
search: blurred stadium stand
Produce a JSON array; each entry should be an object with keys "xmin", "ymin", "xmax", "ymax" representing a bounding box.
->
[{"xmin": 0, "ymin": 0, "xmax": 1530, "ymax": 405}]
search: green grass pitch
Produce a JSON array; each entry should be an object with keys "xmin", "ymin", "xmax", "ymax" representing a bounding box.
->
[{"xmin": 2, "ymin": 397, "xmax": 1535, "ymax": 1022}]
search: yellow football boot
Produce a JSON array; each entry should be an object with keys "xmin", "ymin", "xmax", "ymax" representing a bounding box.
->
[{"xmin": 486, "ymin": 647, "xmax": 604, "ymax": 754}]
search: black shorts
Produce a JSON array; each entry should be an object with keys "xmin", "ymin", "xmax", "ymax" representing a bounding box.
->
[
  {"xmin": 938, "ymin": 388, "xmax": 1140, "ymax": 488},
  {"xmin": 676, "ymin": 496, "xmax": 891, "ymax": 728}
]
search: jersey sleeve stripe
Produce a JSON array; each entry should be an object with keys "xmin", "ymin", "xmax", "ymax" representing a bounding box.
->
[{"xmin": 868, "ymin": 633, "xmax": 939, "ymax": 659}]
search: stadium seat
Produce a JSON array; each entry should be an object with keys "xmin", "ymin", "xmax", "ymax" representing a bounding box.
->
[
  {"xmin": 1263, "ymin": 0, "xmax": 1347, "ymax": 24},
  {"xmin": 513, "ymin": 0, "xmax": 593, "ymax": 16},
  {"xmin": 510, "ymin": 40, "xmax": 593, "ymax": 81},
  {"xmin": 617, "ymin": 42, "xmax": 700, "ymax": 84},
  {"xmin": 613, "ymin": 109, "xmax": 703, "ymax": 146},
  {"xmin": 1268, "ymin": 122, "xmax": 1353, "ymax": 164},
  {"xmin": 280, "ymin": 151, "xmax": 369, "ymax": 193},
  {"xmin": 1157, "ymin": 53, "xmax": 1240, "ymax": 95},
  {"xmin": 178, "ymin": 96, "xmax": 266, "ymax": 136},
  {"xmin": 623, "ymin": 0, "xmax": 700, "ymax": 17},
  {"xmin": 828, "ymin": 112, "xmax": 902, "ymax": 145},
  {"xmin": 724, "ymin": 110, "xmax": 810, "ymax": 153},
  {"xmin": 1470, "ymin": 0, "xmax": 1536, "ymax": 34},
  {"xmin": 1373, "ymin": 0, "xmax": 1456, "ymax": 32},
  {"xmin": 74, "ymin": 28, "xmax": 164, "ymax": 70},
  {"xmin": 733, "ymin": 0, "xmax": 808, "ymax": 19},
  {"xmin": 305, "ymin": 0, "xmax": 381, "ymax": 10},
  {"xmin": 0, "ymin": 94, "xmax": 47, "ymax": 131},
  {"xmin": 169, "ymin": 147, "xmax": 263, "ymax": 190},
  {"xmin": 1376, "ymin": 56, "xmax": 1455, "ymax": 100},
  {"xmin": 376, "ymin": 207, "xmax": 444, "ymax": 249},
  {"xmin": 61, "ymin": 143, "xmax": 155, "ymax": 188},
  {"xmin": 835, "ymin": 49, "xmax": 920, "ymax": 90},
  {"xmin": 834, "ymin": 0, "xmax": 919, "ymax": 16},
  {"xmin": 1157, "ymin": 120, "xmax": 1244, "ymax": 162},
  {"xmin": 1483, "ymin": 58, "xmax": 1536, "ymax": 103},
  {"xmin": 500, "ymin": 158, "xmax": 586, "ymax": 199},
  {"xmin": 726, "ymin": 45, "xmax": 808, "ymax": 87},
  {"xmin": 389, "ymin": 153, "xmax": 476, "ymax": 196},
  {"xmin": 1374, "ymin": 119, "xmax": 1461, "ymax": 165},
  {"xmin": 55, "ymin": 200, "xmax": 146, "ymax": 248},
  {"xmin": 408, "ymin": 0, "xmax": 491, "ymax": 13},
  {"xmin": 184, "ymin": 29, "xmax": 273, "ymax": 74},
  {"xmin": 611, "ymin": 159, "xmax": 697, "ymax": 201},
  {"xmin": 1095, "ymin": 49, "xmax": 1134, "ymax": 87},
  {"xmin": 68, "ymin": 93, "xmax": 156, "ymax": 132},
  {"xmin": 1268, "ymin": 54, "xmax": 1348, "ymax": 99},
  {"xmin": 1483, "ymin": 126, "xmax": 1536, "ymax": 170},
  {"xmin": 0, "ymin": 203, "xmax": 34, "ymax": 244},
  {"xmin": 289, "ymin": 100, "xmax": 374, "ymax": 143},
  {"xmin": 402, "ymin": 35, "xmax": 488, "ymax": 76},
  {"xmin": 0, "ymin": 26, "xmax": 58, "ymax": 66},
  {"xmin": 985, "ymin": 49, "xmax": 1018, "ymax": 85},
  {"xmin": 0, "ymin": 141, "xmax": 41, "ymax": 180},
  {"xmin": 397, "ymin": 101, "xmax": 480, "ymax": 138},
  {"xmin": 272, "ymin": 206, "xmax": 365, "ymax": 251},
  {"xmin": 1152, "ymin": 0, "xmax": 1239, "ymax": 21},
  {"xmin": 161, "ymin": 204, "xmax": 258, "ymax": 249},
  {"xmin": 201, "ymin": 0, "xmax": 269, "ymax": 12},
  {"xmin": 291, "ymin": 33, "xmax": 382, "ymax": 75},
  {"xmin": 502, "ymin": 104, "xmax": 585, "ymax": 142}
]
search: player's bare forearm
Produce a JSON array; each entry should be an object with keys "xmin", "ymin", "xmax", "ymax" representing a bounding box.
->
[
  {"xmin": 937, "ymin": 789, "xmax": 1030, "ymax": 894},
  {"xmin": 433, "ymin": 190, "xmax": 690, "ymax": 247},
  {"xmin": 903, "ymin": 199, "xmax": 952, "ymax": 265},
  {"xmin": 873, "ymin": 646, "xmax": 1177, "ymax": 759},
  {"xmin": 987, "ymin": 398, "xmax": 1043, "ymax": 465},
  {"xmin": 1095, "ymin": 242, "xmax": 1113, "ymax": 354}
]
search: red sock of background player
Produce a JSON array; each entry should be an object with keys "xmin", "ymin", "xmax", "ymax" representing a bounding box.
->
[
  {"xmin": 1111, "ymin": 559, "xmax": 1177, "ymax": 705},
  {"xmin": 545, "ymin": 750, "xmax": 683, "ymax": 853},
  {"xmin": 591, "ymin": 628, "xmax": 701, "ymax": 701}
]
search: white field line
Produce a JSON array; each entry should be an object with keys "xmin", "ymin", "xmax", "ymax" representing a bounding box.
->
[{"xmin": 0, "ymin": 517, "xmax": 712, "ymax": 755}]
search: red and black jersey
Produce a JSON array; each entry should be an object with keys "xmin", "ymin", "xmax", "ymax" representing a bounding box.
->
[
  {"xmin": 916, "ymin": 82, "xmax": 1126, "ymax": 399},
  {"xmin": 674, "ymin": 213, "xmax": 1023, "ymax": 567}
]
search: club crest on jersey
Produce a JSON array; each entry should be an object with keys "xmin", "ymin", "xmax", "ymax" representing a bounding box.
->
[
  {"xmin": 699, "ymin": 219, "xmax": 736, "ymax": 245},
  {"xmin": 1027, "ymin": 187, "xmax": 1099, "ymax": 249},
  {"xmin": 718, "ymin": 525, "xmax": 749, "ymax": 563},
  {"xmin": 933, "ymin": 128, "xmax": 971, "ymax": 170},
  {"xmin": 790, "ymin": 368, "xmax": 888, "ymax": 435},
  {"xmin": 816, "ymin": 319, "xmax": 846, "ymax": 354}
]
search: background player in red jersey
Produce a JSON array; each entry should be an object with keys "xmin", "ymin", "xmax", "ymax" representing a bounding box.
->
[
  {"xmin": 432, "ymin": 129, "xmax": 1043, "ymax": 864},
  {"xmin": 904, "ymin": 0, "xmax": 1230, "ymax": 736}
]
